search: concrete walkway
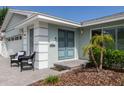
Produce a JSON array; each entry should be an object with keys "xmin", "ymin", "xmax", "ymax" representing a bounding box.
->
[{"xmin": 0, "ymin": 57, "xmax": 64, "ymax": 86}]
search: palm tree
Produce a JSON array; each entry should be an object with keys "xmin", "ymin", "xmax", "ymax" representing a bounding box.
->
[
  {"xmin": 84, "ymin": 43, "xmax": 99, "ymax": 72},
  {"xmin": 0, "ymin": 7, "xmax": 8, "ymax": 26},
  {"xmin": 84, "ymin": 34, "xmax": 114, "ymax": 72}
]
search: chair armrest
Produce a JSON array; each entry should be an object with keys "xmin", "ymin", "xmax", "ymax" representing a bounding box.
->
[
  {"xmin": 19, "ymin": 56, "xmax": 31, "ymax": 61},
  {"xmin": 10, "ymin": 53, "xmax": 17, "ymax": 59}
]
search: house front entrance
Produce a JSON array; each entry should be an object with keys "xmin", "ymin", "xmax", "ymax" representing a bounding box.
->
[{"xmin": 58, "ymin": 29, "xmax": 75, "ymax": 60}]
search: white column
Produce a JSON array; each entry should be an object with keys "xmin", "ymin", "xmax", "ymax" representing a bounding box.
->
[{"xmin": 34, "ymin": 21, "xmax": 49, "ymax": 69}]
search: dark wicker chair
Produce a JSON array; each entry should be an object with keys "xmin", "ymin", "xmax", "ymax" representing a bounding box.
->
[
  {"xmin": 10, "ymin": 51, "xmax": 26, "ymax": 67},
  {"xmin": 19, "ymin": 52, "xmax": 36, "ymax": 72}
]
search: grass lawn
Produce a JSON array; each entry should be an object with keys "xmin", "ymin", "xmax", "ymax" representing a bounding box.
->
[{"xmin": 30, "ymin": 68, "xmax": 124, "ymax": 86}]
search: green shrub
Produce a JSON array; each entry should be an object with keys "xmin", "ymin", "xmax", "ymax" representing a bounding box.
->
[
  {"xmin": 104, "ymin": 49, "xmax": 124, "ymax": 68},
  {"xmin": 104, "ymin": 49, "xmax": 113, "ymax": 68},
  {"xmin": 44, "ymin": 75, "xmax": 59, "ymax": 84},
  {"xmin": 90, "ymin": 48, "xmax": 124, "ymax": 69}
]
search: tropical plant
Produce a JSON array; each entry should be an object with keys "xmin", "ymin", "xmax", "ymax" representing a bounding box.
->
[
  {"xmin": 0, "ymin": 7, "xmax": 8, "ymax": 26},
  {"xmin": 44, "ymin": 75, "xmax": 59, "ymax": 84},
  {"xmin": 83, "ymin": 34, "xmax": 114, "ymax": 72},
  {"xmin": 84, "ymin": 43, "xmax": 99, "ymax": 72}
]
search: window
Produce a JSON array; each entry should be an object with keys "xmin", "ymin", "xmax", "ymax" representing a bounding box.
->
[
  {"xmin": 8, "ymin": 38, "xmax": 10, "ymax": 41},
  {"xmin": 58, "ymin": 29, "xmax": 74, "ymax": 48},
  {"xmin": 103, "ymin": 28, "xmax": 116, "ymax": 49},
  {"xmin": 117, "ymin": 27, "xmax": 124, "ymax": 50},
  {"xmin": 11, "ymin": 37, "xmax": 14, "ymax": 41},
  {"xmin": 15, "ymin": 35, "xmax": 19, "ymax": 40},
  {"xmin": 19, "ymin": 35, "xmax": 22, "ymax": 40},
  {"xmin": 92, "ymin": 29, "xmax": 102, "ymax": 37},
  {"xmin": 67, "ymin": 31, "xmax": 74, "ymax": 47},
  {"xmin": 6, "ymin": 38, "xmax": 8, "ymax": 41},
  {"xmin": 91, "ymin": 26, "xmax": 124, "ymax": 50},
  {"xmin": 58, "ymin": 30, "xmax": 65, "ymax": 48}
]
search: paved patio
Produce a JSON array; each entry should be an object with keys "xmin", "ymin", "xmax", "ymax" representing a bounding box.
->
[{"xmin": 0, "ymin": 56, "xmax": 64, "ymax": 86}]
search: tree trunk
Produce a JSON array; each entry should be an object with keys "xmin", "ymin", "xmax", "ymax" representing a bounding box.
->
[
  {"xmin": 99, "ymin": 50, "xmax": 103, "ymax": 70},
  {"xmin": 89, "ymin": 49, "xmax": 99, "ymax": 72}
]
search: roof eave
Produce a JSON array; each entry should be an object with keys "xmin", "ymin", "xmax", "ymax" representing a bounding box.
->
[
  {"xmin": 38, "ymin": 15, "xmax": 80, "ymax": 28},
  {"xmin": 16, "ymin": 15, "xmax": 81, "ymax": 29},
  {"xmin": 81, "ymin": 14, "xmax": 124, "ymax": 27},
  {"xmin": 0, "ymin": 9, "xmax": 33, "ymax": 31}
]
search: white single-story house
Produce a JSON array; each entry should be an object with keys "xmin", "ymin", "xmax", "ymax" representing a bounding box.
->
[{"xmin": 1, "ymin": 9, "xmax": 124, "ymax": 69}]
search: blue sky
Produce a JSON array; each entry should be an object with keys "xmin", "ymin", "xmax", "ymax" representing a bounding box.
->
[{"xmin": 1, "ymin": 6, "xmax": 124, "ymax": 23}]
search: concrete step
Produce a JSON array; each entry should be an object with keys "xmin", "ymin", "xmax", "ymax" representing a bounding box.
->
[{"xmin": 54, "ymin": 59, "xmax": 88, "ymax": 70}]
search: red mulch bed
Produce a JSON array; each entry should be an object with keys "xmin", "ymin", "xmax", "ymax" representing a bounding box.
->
[{"xmin": 30, "ymin": 68, "xmax": 124, "ymax": 86}]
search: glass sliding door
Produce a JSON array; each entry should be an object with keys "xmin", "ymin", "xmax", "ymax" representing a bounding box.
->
[
  {"xmin": 58, "ymin": 30, "xmax": 66, "ymax": 59},
  {"xmin": 117, "ymin": 27, "xmax": 124, "ymax": 50},
  {"xmin": 58, "ymin": 29, "xmax": 75, "ymax": 60},
  {"xmin": 66, "ymin": 31, "xmax": 75, "ymax": 58}
]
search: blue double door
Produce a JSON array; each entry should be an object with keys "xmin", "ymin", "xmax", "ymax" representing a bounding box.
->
[{"xmin": 58, "ymin": 29, "xmax": 75, "ymax": 60}]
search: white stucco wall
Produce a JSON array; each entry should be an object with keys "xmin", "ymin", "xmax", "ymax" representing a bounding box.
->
[{"xmin": 79, "ymin": 28, "xmax": 91, "ymax": 59}]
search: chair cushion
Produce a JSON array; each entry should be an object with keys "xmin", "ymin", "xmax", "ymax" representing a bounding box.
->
[
  {"xmin": 18, "ymin": 52, "xmax": 24, "ymax": 56},
  {"xmin": 28, "ymin": 61, "xmax": 32, "ymax": 64},
  {"xmin": 15, "ymin": 52, "xmax": 24, "ymax": 59},
  {"xmin": 11, "ymin": 58, "xmax": 18, "ymax": 61}
]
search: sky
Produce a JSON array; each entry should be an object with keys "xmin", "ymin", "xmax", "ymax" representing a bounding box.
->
[{"xmin": 1, "ymin": 6, "xmax": 124, "ymax": 23}]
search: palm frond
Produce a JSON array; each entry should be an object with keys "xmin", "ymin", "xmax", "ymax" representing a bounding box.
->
[
  {"xmin": 83, "ymin": 44, "xmax": 94, "ymax": 55},
  {"xmin": 103, "ymin": 34, "xmax": 114, "ymax": 43},
  {"xmin": 91, "ymin": 34, "xmax": 114, "ymax": 47}
]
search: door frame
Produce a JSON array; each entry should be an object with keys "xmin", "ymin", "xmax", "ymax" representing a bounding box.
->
[{"xmin": 27, "ymin": 26, "xmax": 34, "ymax": 55}]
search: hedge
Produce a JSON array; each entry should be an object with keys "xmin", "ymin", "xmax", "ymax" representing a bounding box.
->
[{"xmin": 90, "ymin": 48, "xmax": 124, "ymax": 69}]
